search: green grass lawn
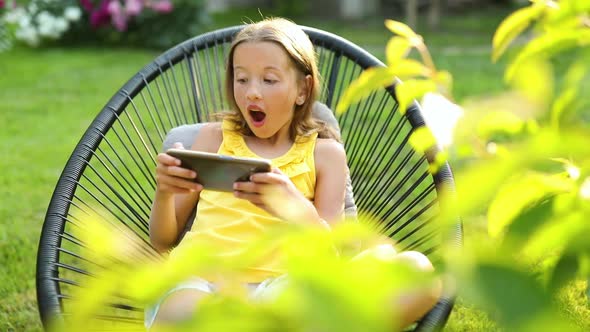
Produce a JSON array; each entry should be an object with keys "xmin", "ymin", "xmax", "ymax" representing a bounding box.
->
[
  {"xmin": 1, "ymin": 5, "xmax": 588, "ymax": 331},
  {"xmin": 0, "ymin": 47, "xmax": 159, "ymax": 331}
]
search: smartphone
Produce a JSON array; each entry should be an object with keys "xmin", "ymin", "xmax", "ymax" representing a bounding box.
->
[{"xmin": 166, "ymin": 148, "xmax": 272, "ymax": 192}]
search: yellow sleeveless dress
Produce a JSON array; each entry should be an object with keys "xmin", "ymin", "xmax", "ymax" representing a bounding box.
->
[{"xmin": 175, "ymin": 119, "xmax": 318, "ymax": 282}]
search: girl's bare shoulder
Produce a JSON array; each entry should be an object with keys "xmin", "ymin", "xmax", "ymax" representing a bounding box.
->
[
  {"xmin": 315, "ymin": 137, "xmax": 344, "ymax": 152},
  {"xmin": 314, "ymin": 138, "xmax": 346, "ymax": 167},
  {"xmin": 190, "ymin": 122, "xmax": 223, "ymax": 153}
]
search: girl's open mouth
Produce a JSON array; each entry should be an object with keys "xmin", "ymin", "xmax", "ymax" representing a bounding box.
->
[{"xmin": 249, "ymin": 110, "xmax": 266, "ymax": 127}]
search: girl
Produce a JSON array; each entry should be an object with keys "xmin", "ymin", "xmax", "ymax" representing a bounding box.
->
[{"xmin": 148, "ymin": 17, "xmax": 439, "ymax": 330}]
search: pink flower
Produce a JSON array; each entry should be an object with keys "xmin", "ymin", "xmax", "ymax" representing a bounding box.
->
[
  {"xmin": 81, "ymin": 0, "xmax": 173, "ymax": 31},
  {"xmin": 90, "ymin": 0, "xmax": 112, "ymax": 28},
  {"xmin": 149, "ymin": 0, "xmax": 173, "ymax": 13},
  {"xmin": 0, "ymin": 0, "xmax": 5, "ymax": 9},
  {"xmin": 125, "ymin": 0, "xmax": 143, "ymax": 16},
  {"xmin": 108, "ymin": 0, "xmax": 128, "ymax": 31},
  {"xmin": 79, "ymin": 0, "xmax": 94, "ymax": 12}
]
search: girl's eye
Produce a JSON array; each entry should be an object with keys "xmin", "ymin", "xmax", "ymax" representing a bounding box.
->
[
  {"xmin": 236, "ymin": 78, "xmax": 247, "ymax": 84},
  {"xmin": 264, "ymin": 78, "xmax": 277, "ymax": 84}
]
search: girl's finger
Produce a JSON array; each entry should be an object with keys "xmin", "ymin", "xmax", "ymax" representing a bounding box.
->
[
  {"xmin": 157, "ymin": 152, "xmax": 181, "ymax": 166},
  {"xmin": 156, "ymin": 164, "xmax": 195, "ymax": 179},
  {"xmin": 172, "ymin": 142, "xmax": 185, "ymax": 149},
  {"xmin": 233, "ymin": 190, "xmax": 265, "ymax": 204},
  {"xmin": 158, "ymin": 174, "xmax": 202, "ymax": 191},
  {"xmin": 233, "ymin": 181, "xmax": 266, "ymax": 193},
  {"xmin": 249, "ymin": 171, "xmax": 285, "ymax": 184},
  {"xmin": 167, "ymin": 165, "xmax": 197, "ymax": 179}
]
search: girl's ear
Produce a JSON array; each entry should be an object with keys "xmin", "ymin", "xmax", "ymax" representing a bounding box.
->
[{"xmin": 297, "ymin": 74, "xmax": 313, "ymax": 106}]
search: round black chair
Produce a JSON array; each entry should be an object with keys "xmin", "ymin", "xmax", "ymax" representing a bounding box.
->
[{"xmin": 36, "ymin": 25, "xmax": 462, "ymax": 331}]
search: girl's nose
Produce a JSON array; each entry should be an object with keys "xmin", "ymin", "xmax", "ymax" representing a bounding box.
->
[{"xmin": 246, "ymin": 83, "xmax": 262, "ymax": 100}]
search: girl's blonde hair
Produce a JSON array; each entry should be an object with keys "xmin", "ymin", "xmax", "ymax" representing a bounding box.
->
[{"xmin": 223, "ymin": 17, "xmax": 340, "ymax": 142}]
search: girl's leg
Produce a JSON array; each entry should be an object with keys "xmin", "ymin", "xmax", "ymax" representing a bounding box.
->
[
  {"xmin": 352, "ymin": 244, "xmax": 442, "ymax": 330},
  {"xmin": 250, "ymin": 275, "xmax": 289, "ymax": 303},
  {"xmin": 146, "ymin": 278, "xmax": 214, "ymax": 329},
  {"xmin": 387, "ymin": 251, "xmax": 442, "ymax": 329},
  {"xmin": 151, "ymin": 288, "xmax": 211, "ymax": 327}
]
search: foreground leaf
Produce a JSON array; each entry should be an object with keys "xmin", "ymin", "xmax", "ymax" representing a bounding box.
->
[
  {"xmin": 505, "ymin": 29, "xmax": 590, "ymax": 81},
  {"xmin": 492, "ymin": 2, "xmax": 545, "ymax": 62},
  {"xmin": 395, "ymin": 79, "xmax": 437, "ymax": 115},
  {"xmin": 488, "ymin": 172, "xmax": 574, "ymax": 238},
  {"xmin": 384, "ymin": 19, "xmax": 418, "ymax": 39},
  {"xmin": 336, "ymin": 67, "xmax": 396, "ymax": 114},
  {"xmin": 409, "ymin": 126, "xmax": 437, "ymax": 153},
  {"xmin": 547, "ymin": 254, "xmax": 579, "ymax": 293},
  {"xmin": 385, "ymin": 36, "xmax": 411, "ymax": 67}
]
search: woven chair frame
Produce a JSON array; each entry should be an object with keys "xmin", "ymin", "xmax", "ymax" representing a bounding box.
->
[{"xmin": 37, "ymin": 25, "xmax": 462, "ymax": 331}]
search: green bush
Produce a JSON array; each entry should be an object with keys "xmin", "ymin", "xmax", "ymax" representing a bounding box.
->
[{"xmin": 339, "ymin": 0, "xmax": 590, "ymax": 330}]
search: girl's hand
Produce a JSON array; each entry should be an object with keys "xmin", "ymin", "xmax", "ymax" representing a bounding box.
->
[
  {"xmin": 155, "ymin": 142, "xmax": 203, "ymax": 195},
  {"xmin": 233, "ymin": 167, "xmax": 320, "ymax": 223}
]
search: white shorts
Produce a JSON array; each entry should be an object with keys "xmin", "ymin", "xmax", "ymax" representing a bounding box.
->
[{"xmin": 144, "ymin": 275, "xmax": 288, "ymax": 329}]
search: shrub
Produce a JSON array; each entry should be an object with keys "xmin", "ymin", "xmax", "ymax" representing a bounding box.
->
[
  {"xmin": 1, "ymin": 0, "xmax": 210, "ymax": 49},
  {"xmin": 339, "ymin": 0, "xmax": 590, "ymax": 329}
]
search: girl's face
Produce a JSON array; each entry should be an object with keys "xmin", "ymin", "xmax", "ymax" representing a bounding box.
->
[{"xmin": 232, "ymin": 41, "xmax": 308, "ymax": 139}]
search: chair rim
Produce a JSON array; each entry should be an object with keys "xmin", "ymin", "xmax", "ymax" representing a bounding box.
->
[{"xmin": 36, "ymin": 24, "xmax": 461, "ymax": 331}]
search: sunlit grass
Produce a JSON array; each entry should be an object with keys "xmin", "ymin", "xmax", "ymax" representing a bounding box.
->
[
  {"xmin": 557, "ymin": 280, "xmax": 590, "ymax": 331},
  {"xmin": 0, "ymin": 47, "xmax": 157, "ymax": 332}
]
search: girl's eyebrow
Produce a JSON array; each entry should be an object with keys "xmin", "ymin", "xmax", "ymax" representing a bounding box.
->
[{"xmin": 234, "ymin": 65, "xmax": 282, "ymax": 71}]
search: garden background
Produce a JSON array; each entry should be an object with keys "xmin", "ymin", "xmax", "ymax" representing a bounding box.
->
[{"xmin": 1, "ymin": 0, "xmax": 589, "ymax": 331}]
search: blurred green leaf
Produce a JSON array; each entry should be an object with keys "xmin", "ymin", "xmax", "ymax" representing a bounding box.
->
[
  {"xmin": 549, "ymin": 157, "xmax": 578, "ymax": 170},
  {"xmin": 492, "ymin": 3, "xmax": 545, "ymax": 62},
  {"xmin": 409, "ymin": 127, "xmax": 437, "ymax": 153},
  {"xmin": 503, "ymin": 196, "xmax": 555, "ymax": 241},
  {"xmin": 544, "ymin": 0, "xmax": 590, "ymax": 24},
  {"xmin": 445, "ymin": 130, "xmax": 590, "ymax": 226},
  {"xmin": 190, "ymin": 296, "xmax": 289, "ymax": 332},
  {"xmin": 505, "ymin": 29, "xmax": 590, "ymax": 81},
  {"xmin": 385, "ymin": 37, "xmax": 411, "ymax": 67},
  {"xmin": 488, "ymin": 172, "xmax": 574, "ymax": 238},
  {"xmin": 389, "ymin": 59, "xmax": 430, "ymax": 80},
  {"xmin": 428, "ymin": 150, "xmax": 449, "ymax": 174},
  {"xmin": 395, "ymin": 79, "xmax": 437, "ymax": 115},
  {"xmin": 562, "ymin": 56, "xmax": 588, "ymax": 86},
  {"xmin": 384, "ymin": 19, "xmax": 418, "ymax": 40},
  {"xmin": 509, "ymin": 57, "xmax": 553, "ymax": 111},
  {"xmin": 476, "ymin": 111, "xmax": 525, "ymax": 141},
  {"xmin": 550, "ymin": 58, "xmax": 588, "ymax": 129},
  {"xmin": 547, "ymin": 254, "xmax": 579, "ymax": 293},
  {"xmin": 336, "ymin": 67, "xmax": 396, "ymax": 114},
  {"xmin": 579, "ymin": 253, "xmax": 590, "ymax": 277},
  {"xmin": 551, "ymin": 88, "xmax": 579, "ymax": 129},
  {"xmin": 434, "ymin": 70, "xmax": 453, "ymax": 95},
  {"xmin": 523, "ymin": 212, "xmax": 588, "ymax": 262},
  {"xmin": 466, "ymin": 261, "xmax": 553, "ymax": 329},
  {"xmin": 282, "ymin": 246, "xmax": 393, "ymax": 331}
]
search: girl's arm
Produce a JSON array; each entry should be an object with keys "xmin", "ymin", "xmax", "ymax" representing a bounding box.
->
[
  {"xmin": 149, "ymin": 123, "xmax": 223, "ymax": 252},
  {"xmin": 312, "ymin": 138, "xmax": 348, "ymax": 225}
]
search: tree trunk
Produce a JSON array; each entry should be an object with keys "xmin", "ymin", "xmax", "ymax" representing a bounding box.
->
[
  {"xmin": 428, "ymin": 0, "xmax": 442, "ymax": 29},
  {"xmin": 341, "ymin": 0, "xmax": 378, "ymax": 19},
  {"xmin": 406, "ymin": 0, "xmax": 418, "ymax": 29}
]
